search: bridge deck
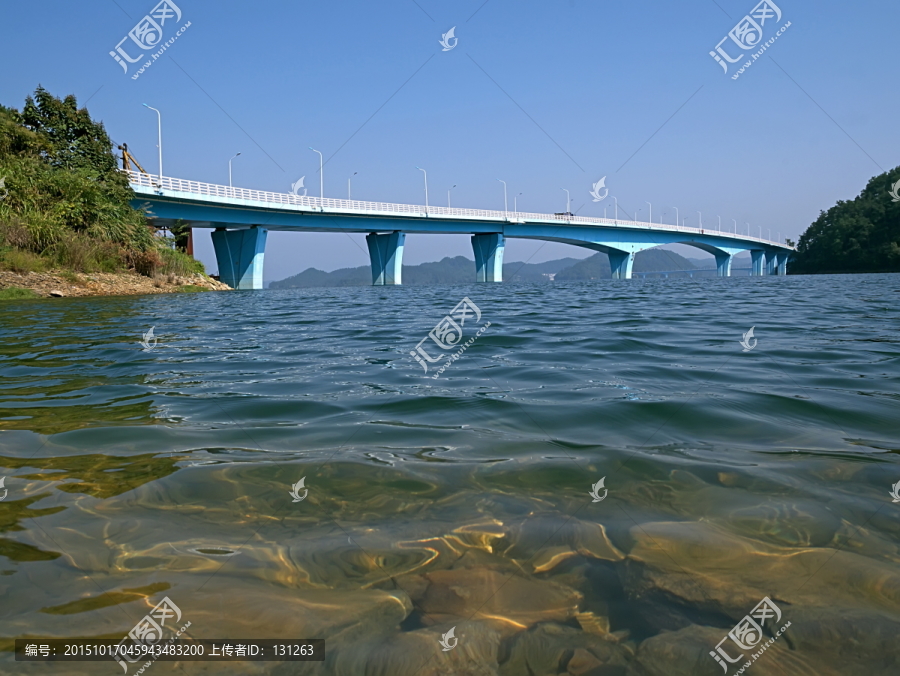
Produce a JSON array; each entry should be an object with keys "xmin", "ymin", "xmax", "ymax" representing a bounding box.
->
[{"xmin": 127, "ymin": 171, "xmax": 787, "ymax": 249}]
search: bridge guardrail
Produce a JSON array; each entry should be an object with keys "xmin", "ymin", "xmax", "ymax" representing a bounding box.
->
[{"xmin": 126, "ymin": 171, "xmax": 789, "ymax": 248}]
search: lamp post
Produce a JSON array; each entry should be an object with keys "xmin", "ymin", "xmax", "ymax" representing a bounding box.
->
[
  {"xmin": 733, "ymin": 218, "xmax": 738, "ymax": 234},
  {"xmin": 698, "ymin": 211, "xmax": 703, "ymax": 229},
  {"xmin": 309, "ymin": 147, "xmax": 323, "ymax": 198},
  {"xmin": 561, "ymin": 188, "xmax": 570, "ymax": 214},
  {"xmin": 718, "ymin": 215, "xmax": 722, "ymax": 232},
  {"xmin": 447, "ymin": 184, "xmax": 456, "ymax": 207},
  {"xmin": 672, "ymin": 206, "xmax": 679, "ymax": 227},
  {"xmin": 646, "ymin": 201, "xmax": 652, "ymax": 225},
  {"xmin": 142, "ymin": 103, "xmax": 162, "ymax": 183},
  {"xmin": 613, "ymin": 196, "xmax": 619, "ymax": 222},
  {"xmin": 348, "ymin": 172, "xmax": 357, "ymax": 200},
  {"xmin": 514, "ymin": 192, "xmax": 522, "ymax": 213},
  {"xmin": 228, "ymin": 152, "xmax": 241, "ymax": 188},
  {"xmin": 497, "ymin": 179, "xmax": 508, "ymax": 216},
  {"xmin": 416, "ymin": 166, "xmax": 428, "ymax": 210}
]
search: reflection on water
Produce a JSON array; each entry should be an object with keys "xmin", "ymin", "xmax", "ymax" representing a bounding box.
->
[{"xmin": 1, "ymin": 275, "xmax": 899, "ymax": 674}]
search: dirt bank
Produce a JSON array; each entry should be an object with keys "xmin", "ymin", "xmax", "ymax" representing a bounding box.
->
[{"xmin": 0, "ymin": 270, "xmax": 231, "ymax": 298}]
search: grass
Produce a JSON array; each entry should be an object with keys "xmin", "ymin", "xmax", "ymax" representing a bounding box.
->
[
  {"xmin": 0, "ymin": 247, "xmax": 46, "ymax": 273},
  {"xmin": 0, "ymin": 287, "xmax": 39, "ymax": 300},
  {"xmin": 177, "ymin": 285, "xmax": 208, "ymax": 293}
]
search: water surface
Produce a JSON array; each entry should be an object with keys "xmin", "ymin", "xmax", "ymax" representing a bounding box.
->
[{"xmin": 1, "ymin": 274, "xmax": 899, "ymax": 675}]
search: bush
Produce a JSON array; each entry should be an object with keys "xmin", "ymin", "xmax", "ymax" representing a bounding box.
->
[{"xmin": 158, "ymin": 246, "xmax": 205, "ymax": 276}]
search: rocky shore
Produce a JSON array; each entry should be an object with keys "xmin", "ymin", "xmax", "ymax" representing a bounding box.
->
[{"xmin": 0, "ymin": 270, "xmax": 231, "ymax": 298}]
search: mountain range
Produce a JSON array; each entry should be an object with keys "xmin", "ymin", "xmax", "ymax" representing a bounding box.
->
[{"xmin": 270, "ymin": 248, "xmax": 719, "ymax": 288}]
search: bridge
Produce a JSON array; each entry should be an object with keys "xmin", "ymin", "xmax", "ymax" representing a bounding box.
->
[{"xmin": 127, "ymin": 171, "xmax": 794, "ymax": 289}]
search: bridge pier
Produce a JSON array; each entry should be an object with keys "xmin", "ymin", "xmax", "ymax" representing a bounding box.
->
[
  {"xmin": 608, "ymin": 251, "xmax": 635, "ymax": 279},
  {"xmin": 714, "ymin": 253, "xmax": 733, "ymax": 277},
  {"xmin": 776, "ymin": 252, "xmax": 789, "ymax": 275},
  {"xmin": 750, "ymin": 250, "xmax": 765, "ymax": 276},
  {"xmin": 472, "ymin": 233, "xmax": 504, "ymax": 282},
  {"xmin": 366, "ymin": 231, "xmax": 405, "ymax": 285},
  {"xmin": 765, "ymin": 250, "xmax": 780, "ymax": 275},
  {"xmin": 211, "ymin": 226, "xmax": 267, "ymax": 289}
]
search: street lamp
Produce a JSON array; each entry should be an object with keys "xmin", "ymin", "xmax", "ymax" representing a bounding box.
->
[
  {"xmin": 497, "ymin": 179, "xmax": 508, "ymax": 215},
  {"xmin": 732, "ymin": 218, "xmax": 738, "ymax": 234},
  {"xmin": 698, "ymin": 211, "xmax": 703, "ymax": 229},
  {"xmin": 142, "ymin": 103, "xmax": 162, "ymax": 183},
  {"xmin": 228, "ymin": 152, "xmax": 241, "ymax": 188},
  {"xmin": 448, "ymin": 184, "xmax": 456, "ymax": 207},
  {"xmin": 348, "ymin": 172, "xmax": 357, "ymax": 200},
  {"xmin": 646, "ymin": 201, "xmax": 652, "ymax": 225},
  {"xmin": 672, "ymin": 206, "xmax": 679, "ymax": 227},
  {"xmin": 717, "ymin": 215, "xmax": 722, "ymax": 232},
  {"xmin": 561, "ymin": 188, "xmax": 570, "ymax": 214},
  {"xmin": 416, "ymin": 166, "xmax": 429, "ymax": 210},
  {"xmin": 613, "ymin": 196, "xmax": 619, "ymax": 222},
  {"xmin": 308, "ymin": 147, "xmax": 323, "ymax": 198},
  {"xmin": 514, "ymin": 192, "xmax": 522, "ymax": 213}
]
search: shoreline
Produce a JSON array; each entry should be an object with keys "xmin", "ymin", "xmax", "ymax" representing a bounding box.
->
[{"xmin": 0, "ymin": 270, "xmax": 231, "ymax": 298}]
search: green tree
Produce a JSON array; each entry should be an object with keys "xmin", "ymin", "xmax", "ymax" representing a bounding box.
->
[{"xmin": 790, "ymin": 166, "xmax": 900, "ymax": 274}]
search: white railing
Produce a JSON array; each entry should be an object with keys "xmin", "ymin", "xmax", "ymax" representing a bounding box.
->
[{"xmin": 127, "ymin": 171, "xmax": 788, "ymax": 247}]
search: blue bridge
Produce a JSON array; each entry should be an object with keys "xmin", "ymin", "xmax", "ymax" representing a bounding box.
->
[{"xmin": 128, "ymin": 171, "xmax": 794, "ymax": 289}]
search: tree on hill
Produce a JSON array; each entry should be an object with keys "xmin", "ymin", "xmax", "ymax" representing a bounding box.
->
[
  {"xmin": 790, "ymin": 166, "xmax": 900, "ymax": 274},
  {"xmin": 0, "ymin": 86, "xmax": 200, "ymax": 276}
]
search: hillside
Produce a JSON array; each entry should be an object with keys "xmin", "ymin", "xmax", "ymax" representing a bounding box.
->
[
  {"xmin": 271, "ymin": 256, "xmax": 579, "ymax": 288},
  {"xmin": 790, "ymin": 166, "xmax": 900, "ymax": 274}
]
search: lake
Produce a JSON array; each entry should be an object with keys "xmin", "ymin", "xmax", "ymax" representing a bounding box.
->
[{"xmin": 1, "ymin": 273, "xmax": 899, "ymax": 675}]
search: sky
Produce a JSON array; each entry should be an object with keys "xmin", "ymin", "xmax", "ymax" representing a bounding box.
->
[{"xmin": 1, "ymin": 0, "xmax": 897, "ymax": 283}]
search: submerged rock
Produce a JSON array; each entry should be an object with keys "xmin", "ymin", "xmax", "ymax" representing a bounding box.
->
[
  {"xmin": 407, "ymin": 566, "xmax": 583, "ymax": 635},
  {"xmin": 621, "ymin": 520, "xmax": 900, "ymax": 629},
  {"xmin": 496, "ymin": 515, "xmax": 624, "ymax": 574},
  {"xmin": 499, "ymin": 622, "xmax": 633, "ymax": 676}
]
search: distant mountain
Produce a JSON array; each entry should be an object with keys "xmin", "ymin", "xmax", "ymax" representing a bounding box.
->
[
  {"xmin": 270, "ymin": 256, "xmax": 585, "ymax": 288},
  {"xmin": 554, "ymin": 249, "xmax": 696, "ymax": 280},
  {"xmin": 269, "ymin": 249, "xmax": 705, "ymax": 289}
]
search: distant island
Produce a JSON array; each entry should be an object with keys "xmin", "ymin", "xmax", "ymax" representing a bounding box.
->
[
  {"xmin": 790, "ymin": 166, "xmax": 900, "ymax": 274},
  {"xmin": 269, "ymin": 249, "xmax": 751, "ymax": 289}
]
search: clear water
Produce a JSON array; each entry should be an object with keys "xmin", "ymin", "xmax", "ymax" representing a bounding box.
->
[{"xmin": 1, "ymin": 274, "xmax": 899, "ymax": 675}]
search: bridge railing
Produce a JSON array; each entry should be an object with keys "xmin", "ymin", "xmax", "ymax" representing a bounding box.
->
[{"xmin": 126, "ymin": 171, "xmax": 786, "ymax": 247}]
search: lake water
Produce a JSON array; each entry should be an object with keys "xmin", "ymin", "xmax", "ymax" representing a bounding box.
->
[{"xmin": 1, "ymin": 273, "xmax": 899, "ymax": 676}]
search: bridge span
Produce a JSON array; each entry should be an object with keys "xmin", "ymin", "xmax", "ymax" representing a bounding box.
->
[{"xmin": 127, "ymin": 171, "xmax": 794, "ymax": 289}]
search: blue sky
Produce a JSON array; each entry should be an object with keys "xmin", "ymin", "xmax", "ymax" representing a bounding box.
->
[{"xmin": 1, "ymin": 0, "xmax": 897, "ymax": 282}]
